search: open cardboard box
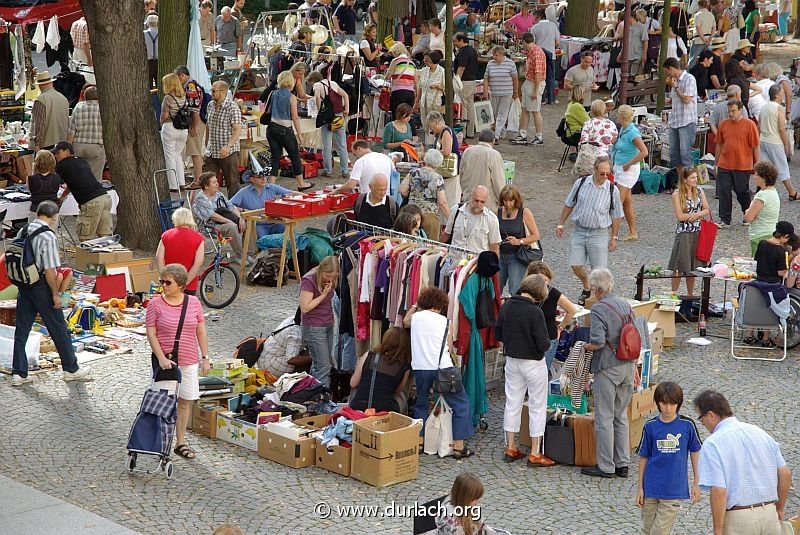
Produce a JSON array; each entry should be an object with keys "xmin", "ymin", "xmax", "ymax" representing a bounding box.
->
[
  {"xmin": 258, "ymin": 418, "xmax": 321, "ymax": 468},
  {"xmin": 75, "ymin": 248, "xmax": 134, "ymax": 271},
  {"xmin": 580, "ymin": 299, "xmax": 674, "ymax": 347},
  {"xmin": 350, "ymin": 412, "xmax": 422, "ymax": 487}
]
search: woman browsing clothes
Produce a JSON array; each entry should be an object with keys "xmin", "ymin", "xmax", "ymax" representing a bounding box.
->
[
  {"xmin": 497, "ymin": 185, "xmax": 540, "ymax": 295},
  {"xmin": 299, "ymin": 256, "xmax": 339, "ymax": 388}
]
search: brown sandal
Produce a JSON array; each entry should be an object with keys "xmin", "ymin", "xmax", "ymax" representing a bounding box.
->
[{"xmin": 174, "ymin": 444, "xmax": 196, "ymax": 459}]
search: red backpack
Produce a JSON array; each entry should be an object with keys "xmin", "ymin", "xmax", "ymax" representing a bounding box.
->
[{"xmin": 596, "ymin": 301, "xmax": 642, "ymax": 361}]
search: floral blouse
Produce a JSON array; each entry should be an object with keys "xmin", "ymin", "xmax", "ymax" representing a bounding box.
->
[
  {"xmin": 405, "ymin": 167, "xmax": 444, "ymax": 214},
  {"xmin": 419, "ymin": 64, "xmax": 445, "ymax": 109},
  {"xmin": 675, "ymin": 193, "xmax": 702, "ymax": 234},
  {"xmin": 579, "ymin": 117, "xmax": 618, "ymax": 158}
]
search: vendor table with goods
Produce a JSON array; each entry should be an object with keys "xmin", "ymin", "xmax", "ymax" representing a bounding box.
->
[
  {"xmin": 0, "ymin": 188, "xmax": 120, "ymax": 223},
  {"xmin": 238, "ymin": 188, "xmax": 359, "ymax": 284}
]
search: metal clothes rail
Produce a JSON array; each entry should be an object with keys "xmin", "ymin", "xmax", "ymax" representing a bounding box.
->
[{"xmin": 345, "ymin": 219, "xmax": 477, "ymax": 258}]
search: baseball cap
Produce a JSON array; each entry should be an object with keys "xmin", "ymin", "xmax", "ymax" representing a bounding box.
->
[{"xmin": 51, "ymin": 141, "xmax": 73, "ymax": 154}]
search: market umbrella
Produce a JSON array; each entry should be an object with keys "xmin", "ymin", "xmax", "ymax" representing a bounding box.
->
[{"xmin": 186, "ymin": 0, "xmax": 211, "ymax": 91}]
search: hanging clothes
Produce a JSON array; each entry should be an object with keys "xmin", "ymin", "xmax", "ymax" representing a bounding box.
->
[
  {"xmin": 0, "ymin": 32, "xmax": 12, "ymax": 90},
  {"xmin": 13, "ymin": 25, "xmax": 25, "ymax": 99},
  {"xmin": 562, "ymin": 341, "xmax": 594, "ymax": 409},
  {"xmin": 45, "ymin": 26, "xmax": 73, "ymax": 70},
  {"xmin": 457, "ymin": 273, "xmax": 491, "ymax": 425},
  {"xmin": 32, "ymin": 21, "xmax": 45, "ymax": 53},
  {"xmin": 46, "ymin": 16, "xmax": 60, "ymax": 50}
]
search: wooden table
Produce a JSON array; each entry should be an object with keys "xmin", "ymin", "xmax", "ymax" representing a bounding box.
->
[{"xmin": 239, "ymin": 209, "xmax": 303, "ymax": 288}]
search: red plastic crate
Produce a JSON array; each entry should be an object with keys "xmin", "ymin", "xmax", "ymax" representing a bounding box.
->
[
  {"xmin": 264, "ymin": 200, "xmax": 308, "ymax": 218},
  {"xmin": 300, "ymin": 150, "xmax": 323, "ymax": 162},
  {"xmin": 303, "ymin": 160, "xmax": 320, "ymax": 179},
  {"xmin": 329, "ymin": 193, "xmax": 356, "ymax": 210},
  {"xmin": 304, "ymin": 196, "xmax": 331, "ymax": 215}
]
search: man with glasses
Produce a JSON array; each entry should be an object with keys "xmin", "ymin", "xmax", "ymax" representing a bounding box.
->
[
  {"xmin": 441, "ymin": 185, "xmax": 501, "ymax": 254},
  {"xmin": 693, "ymin": 390, "xmax": 791, "ymax": 534},
  {"xmin": 715, "ymin": 98, "xmax": 760, "ymax": 227},
  {"xmin": 556, "ymin": 156, "xmax": 623, "ymax": 305},
  {"xmin": 204, "ymin": 80, "xmax": 242, "ymax": 197}
]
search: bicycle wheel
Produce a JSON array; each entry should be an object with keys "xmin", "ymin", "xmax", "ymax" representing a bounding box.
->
[
  {"xmin": 785, "ymin": 295, "xmax": 800, "ymax": 349},
  {"xmin": 199, "ymin": 264, "xmax": 240, "ymax": 309}
]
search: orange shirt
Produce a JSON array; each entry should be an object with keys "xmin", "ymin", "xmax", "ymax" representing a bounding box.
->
[{"xmin": 717, "ymin": 117, "xmax": 760, "ymax": 171}]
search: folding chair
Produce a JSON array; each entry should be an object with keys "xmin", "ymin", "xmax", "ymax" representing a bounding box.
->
[
  {"xmin": 730, "ymin": 285, "xmax": 787, "ymax": 361},
  {"xmin": 0, "ymin": 209, "xmax": 7, "ymax": 253},
  {"xmin": 557, "ymin": 133, "xmax": 581, "ymax": 173}
]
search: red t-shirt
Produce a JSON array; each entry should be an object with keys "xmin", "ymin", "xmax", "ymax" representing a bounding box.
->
[
  {"xmin": 0, "ymin": 255, "xmax": 11, "ymax": 291},
  {"xmin": 161, "ymin": 227, "xmax": 205, "ymax": 291}
]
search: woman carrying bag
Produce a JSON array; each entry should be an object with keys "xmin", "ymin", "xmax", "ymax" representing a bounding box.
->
[
  {"xmin": 497, "ymin": 185, "xmax": 541, "ymax": 295},
  {"xmin": 668, "ymin": 168, "xmax": 710, "ymax": 297},
  {"xmin": 404, "ymin": 287, "xmax": 475, "ymax": 459}
]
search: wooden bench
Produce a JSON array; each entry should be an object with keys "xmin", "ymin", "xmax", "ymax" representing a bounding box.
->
[{"xmin": 618, "ymin": 77, "xmax": 660, "ymax": 107}]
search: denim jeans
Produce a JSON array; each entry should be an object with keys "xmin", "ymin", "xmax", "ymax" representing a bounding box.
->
[
  {"xmin": 668, "ymin": 123, "xmax": 697, "ymax": 168},
  {"xmin": 301, "ymin": 324, "xmax": 334, "ymax": 387},
  {"xmin": 688, "ymin": 42, "xmax": 707, "ymax": 69},
  {"xmin": 498, "ymin": 252, "xmax": 526, "ymax": 296},
  {"xmin": 413, "ymin": 369, "xmax": 475, "ymax": 441},
  {"xmin": 543, "ymin": 338, "xmax": 558, "ymax": 373},
  {"xmin": 321, "ymin": 121, "xmax": 349, "ymax": 175},
  {"xmin": 267, "ymin": 123, "xmax": 303, "ymax": 177},
  {"xmin": 544, "ymin": 50, "xmax": 556, "ymax": 103},
  {"xmin": 13, "ymin": 281, "xmax": 79, "ymax": 378}
]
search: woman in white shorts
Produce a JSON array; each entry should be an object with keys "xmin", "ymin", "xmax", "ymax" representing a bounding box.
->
[
  {"xmin": 146, "ymin": 263, "xmax": 210, "ymax": 460},
  {"xmin": 610, "ymin": 105, "xmax": 648, "ymax": 241}
]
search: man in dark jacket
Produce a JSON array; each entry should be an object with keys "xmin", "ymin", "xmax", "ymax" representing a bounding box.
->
[
  {"xmin": 354, "ymin": 174, "xmax": 397, "ymax": 229},
  {"xmin": 581, "ymin": 268, "xmax": 637, "ymax": 478}
]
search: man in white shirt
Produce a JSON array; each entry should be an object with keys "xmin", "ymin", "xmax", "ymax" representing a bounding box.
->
[
  {"xmin": 690, "ymin": 0, "xmax": 716, "ymax": 68},
  {"xmin": 441, "ymin": 185, "xmax": 502, "ymax": 254},
  {"xmin": 532, "ymin": 9, "xmax": 560, "ymax": 104},
  {"xmin": 333, "ymin": 140, "xmax": 393, "ymax": 194}
]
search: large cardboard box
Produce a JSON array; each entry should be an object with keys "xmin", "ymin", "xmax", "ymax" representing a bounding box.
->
[
  {"xmin": 75, "ymin": 248, "xmax": 134, "ymax": 271},
  {"xmin": 628, "ymin": 384, "xmax": 658, "ymax": 449},
  {"xmin": 649, "ymin": 309, "xmax": 676, "ymax": 347},
  {"xmin": 193, "ymin": 403, "xmax": 224, "ymax": 439},
  {"xmin": 216, "ymin": 411, "xmax": 261, "ymax": 452},
  {"xmin": 350, "ymin": 412, "xmax": 422, "ymax": 487},
  {"xmin": 131, "ymin": 270, "xmax": 158, "ymax": 293},
  {"xmin": 650, "ymin": 327, "xmax": 664, "ymax": 356},
  {"xmin": 315, "ymin": 438, "xmax": 352, "ymax": 477},
  {"xmin": 258, "ymin": 419, "xmax": 319, "ymax": 468}
]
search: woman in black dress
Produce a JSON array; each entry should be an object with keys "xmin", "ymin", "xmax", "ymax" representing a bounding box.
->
[{"xmin": 349, "ymin": 327, "xmax": 411, "ymax": 413}]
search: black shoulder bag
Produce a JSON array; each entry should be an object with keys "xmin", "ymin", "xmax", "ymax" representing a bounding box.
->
[
  {"xmin": 366, "ymin": 351, "xmax": 380, "ymax": 410},
  {"xmin": 151, "ymin": 296, "xmax": 190, "ymax": 382},
  {"xmin": 215, "ymin": 196, "xmax": 240, "ymax": 225},
  {"xmin": 433, "ymin": 319, "xmax": 463, "ymax": 394}
]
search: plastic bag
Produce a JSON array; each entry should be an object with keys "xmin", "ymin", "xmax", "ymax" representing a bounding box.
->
[
  {"xmin": 506, "ymin": 98, "xmax": 521, "ymax": 134},
  {"xmin": 423, "ymin": 396, "xmax": 453, "ymax": 458}
]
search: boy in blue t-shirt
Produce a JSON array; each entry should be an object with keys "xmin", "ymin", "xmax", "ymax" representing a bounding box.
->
[{"xmin": 636, "ymin": 381, "xmax": 702, "ymax": 534}]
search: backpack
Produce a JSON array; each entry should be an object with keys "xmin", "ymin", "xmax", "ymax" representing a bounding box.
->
[
  {"xmin": 198, "ymin": 85, "xmax": 213, "ymax": 124},
  {"xmin": 233, "ymin": 335, "xmax": 267, "ymax": 367},
  {"xmin": 247, "ymin": 248, "xmax": 288, "ymax": 286},
  {"xmin": 5, "ymin": 224, "xmax": 54, "ymax": 287},
  {"xmin": 354, "ymin": 193, "xmax": 398, "ymax": 221},
  {"xmin": 323, "ymin": 80, "xmax": 345, "ymax": 114},
  {"xmin": 570, "ymin": 175, "xmax": 615, "ymax": 215},
  {"xmin": 596, "ymin": 301, "xmax": 642, "ymax": 361},
  {"xmin": 170, "ymin": 95, "xmax": 191, "ymax": 130}
]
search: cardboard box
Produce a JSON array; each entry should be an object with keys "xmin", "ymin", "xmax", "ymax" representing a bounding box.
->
[
  {"xmin": 649, "ymin": 308, "xmax": 676, "ymax": 347},
  {"xmin": 350, "ymin": 412, "xmax": 422, "ymax": 487},
  {"xmin": 628, "ymin": 384, "xmax": 658, "ymax": 450},
  {"xmin": 258, "ymin": 422, "xmax": 318, "ymax": 468},
  {"xmin": 131, "ymin": 270, "xmax": 158, "ymax": 293},
  {"xmin": 650, "ymin": 327, "xmax": 664, "ymax": 356},
  {"xmin": 295, "ymin": 414, "xmax": 331, "ymax": 428},
  {"xmin": 263, "ymin": 419, "xmax": 319, "ymax": 441},
  {"xmin": 75, "ymin": 248, "xmax": 134, "ymax": 271},
  {"xmin": 315, "ymin": 438, "xmax": 352, "ymax": 477},
  {"xmin": 787, "ymin": 515, "xmax": 800, "ymax": 535},
  {"xmin": 193, "ymin": 403, "xmax": 224, "ymax": 438},
  {"xmin": 216, "ymin": 411, "xmax": 260, "ymax": 451}
]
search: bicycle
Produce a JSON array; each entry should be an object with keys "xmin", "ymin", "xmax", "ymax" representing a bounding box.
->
[{"xmin": 198, "ymin": 228, "xmax": 241, "ymax": 309}]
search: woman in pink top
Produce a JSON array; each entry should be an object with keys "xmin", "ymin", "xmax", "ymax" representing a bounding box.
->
[
  {"xmin": 504, "ymin": 2, "xmax": 535, "ymax": 36},
  {"xmin": 146, "ymin": 264, "xmax": 209, "ymax": 460}
]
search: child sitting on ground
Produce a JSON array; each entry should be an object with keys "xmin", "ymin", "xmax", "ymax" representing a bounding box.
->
[{"xmin": 637, "ymin": 381, "xmax": 702, "ymax": 535}]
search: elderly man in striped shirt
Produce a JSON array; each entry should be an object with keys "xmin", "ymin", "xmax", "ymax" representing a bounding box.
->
[
  {"xmin": 694, "ymin": 390, "xmax": 791, "ymax": 535},
  {"xmin": 556, "ymin": 156, "xmax": 623, "ymax": 305},
  {"xmin": 68, "ymin": 86, "xmax": 105, "ymax": 181}
]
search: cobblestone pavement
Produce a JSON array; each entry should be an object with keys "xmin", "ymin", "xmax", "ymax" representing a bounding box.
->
[{"xmin": 3, "ymin": 42, "xmax": 800, "ymax": 535}]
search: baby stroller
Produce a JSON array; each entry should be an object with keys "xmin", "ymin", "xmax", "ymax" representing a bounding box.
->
[{"xmin": 125, "ymin": 366, "xmax": 181, "ymax": 479}]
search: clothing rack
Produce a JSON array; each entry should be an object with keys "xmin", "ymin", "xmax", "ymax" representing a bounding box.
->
[{"xmin": 345, "ymin": 219, "xmax": 477, "ymax": 257}]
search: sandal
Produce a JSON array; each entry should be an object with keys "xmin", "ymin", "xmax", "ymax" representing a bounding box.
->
[
  {"xmin": 761, "ymin": 338, "xmax": 777, "ymax": 349},
  {"xmin": 174, "ymin": 444, "xmax": 196, "ymax": 459},
  {"xmin": 790, "ymin": 192, "xmax": 800, "ymax": 201},
  {"xmin": 742, "ymin": 336, "xmax": 758, "ymax": 345},
  {"xmin": 453, "ymin": 447, "xmax": 475, "ymax": 460}
]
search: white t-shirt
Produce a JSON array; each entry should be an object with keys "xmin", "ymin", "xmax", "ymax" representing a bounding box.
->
[
  {"xmin": 410, "ymin": 310, "xmax": 453, "ymax": 370},
  {"xmin": 667, "ymin": 36, "xmax": 687, "ymax": 61},
  {"xmin": 351, "ymin": 151, "xmax": 394, "ymax": 192}
]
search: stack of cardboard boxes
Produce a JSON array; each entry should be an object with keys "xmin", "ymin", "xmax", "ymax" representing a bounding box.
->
[{"xmin": 76, "ymin": 247, "xmax": 159, "ymax": 296}]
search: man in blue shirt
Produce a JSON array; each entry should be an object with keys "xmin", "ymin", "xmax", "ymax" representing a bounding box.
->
[
  {"xmin": 230, "ymin": 173, "xmax": 294, "ymax": 238},
  {"xmin": 455, "ymin": 12, "xmax": 481, "ymax": 35},
  {"xmin": 694, "ymin": 390, "xmax": 792, "ymax": 534}
]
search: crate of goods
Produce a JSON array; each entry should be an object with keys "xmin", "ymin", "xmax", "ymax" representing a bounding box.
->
[
  {"xmin": 329, "ymin": 193, "xmax": 356, "ymax": 210},
  {"xmin": 264, "ymin": 199, "xmax": 308, "ymax": 218},
  {"xmin": 304, "ymin": 195, "xmax": 330, "ymax": 215},
  {"xmin": 303, "ymin": 160, "xmax": 320, "ymax": 179}
]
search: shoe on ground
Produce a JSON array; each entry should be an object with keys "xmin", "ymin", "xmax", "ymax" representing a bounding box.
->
[
  {"xmin": 510, "ymin": 135, "xmax": 528, "ymax": 145},
  {"xmin": 11, "ymin": 374, "xmax": 34, "ymax": 386},
  {"xmin": 577, "ymin": 289, "xmax": 591, "ymax": 306},
  {"xmin": 527, "ymin": 138, "xmax": 544, "ymax": 146},
  {"xmin": 581, "ymin": 465, "xmax": 614, "ymax": 478},
  {"xmin": 716, "ymin": 221, "xmax": 729, "ymax": 228},
  {"xmin": 63, "ymin": 366, "xmax": 92, "ymax": 382},
  {"xmin": 320, "ymin": 170, "xmax": 332, "ymax": 177},
  {"xmin": 503, "ymin": 448, "xmax": 526, "ymax": 462},
  {"xmin": 615, "ymin": 466, "xmax": 629, "ymax": 478},
  {"xmin": 527, "ymin": 454, "xmax": 555, "ymax": 467},
  {"xmin": 742, "ymin": 219, "xmax": 750, "ymax": 226}
]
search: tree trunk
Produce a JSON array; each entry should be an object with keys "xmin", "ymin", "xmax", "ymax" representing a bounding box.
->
[
  {"xmin": 563, "ymin": 0, "xmax": 601, "ymax": 38},
  {"xmin": 656, "ymin": 0, "xmax": 672, "ymax": 112},
  {"xmin": 79, "ymin": 0, "xmax": 168, "ymax": 251},
  {"xmin": 444, "ymin": 0, "xmax": 453, "ymax": 124},
  {"xmin": 796, "ymin": 0, "xmax": 800, "ymax": 38},
  {"xmin": 158, "ymin": 0, "xmax": 190, "ymax": 89}
]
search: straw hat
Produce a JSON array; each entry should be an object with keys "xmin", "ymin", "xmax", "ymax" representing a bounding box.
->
[
  {"xmin": 267, "ymin": 43, "xmax": 282, "ymax": 58},
  {"xmin": 35, "ymin": 71, "xmax": 53, "ymax": 85},
  {"xmin": 309, "ymin": 24, "xmax": 329, "ymax": 45},
  {"xmin": 737, "ymin": 38, "xmax": 754, "ymax": 49},
  {"xmin": 710, "ymin": 37, "xmax": 726, "ymax": 50}
]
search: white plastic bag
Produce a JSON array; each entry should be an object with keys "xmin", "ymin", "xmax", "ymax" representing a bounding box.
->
[
  {"xmin": 506, "ymin": 98, "xmax": 522, "ymax": 134},
  {"xmin": 572, "ymin": 143, "xmax": 599, "ymax": 177},
  {"xmin": 423, "ymin": 396, "xmax": 454, "ymax": 458}
]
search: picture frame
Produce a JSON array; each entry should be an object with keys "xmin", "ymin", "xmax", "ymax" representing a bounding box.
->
[{"xmin": 473, "ymin": 100, "xmax": 494, "ymax": 133}]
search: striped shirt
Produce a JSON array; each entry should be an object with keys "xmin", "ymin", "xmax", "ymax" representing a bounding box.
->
[
  {"xmin": 485, "ymin": 57, "xmax": 517, "ymax": 97},
  {"xmin": 698, "ymin": 417, "xmax": 786, "ymax": 509},
  {"xmin": 69, "ymin": 100, "xmax": 104, "ymax": 145},
  {"xmin": 669, "ymin": 71, "xmax": 698, "ymax": 128},
  {"xmin": 70, "ymin": 18, "xmax": 89, "ymax": 49},
  {"xmin": 565, "ymin": 176, "xmax": 623, "ymax": 229},
  {"xmin": 389, "ymin": 56, "xmax": 416, "ymax": 92},
  {"xmin": 145, "ymin": 294, "xmax": 205, "ymax": 366},
  {"xmin": 22, "ymin": 219, "xmax": 59, "ymax": 271},
  {"xmin": 205, "ymin": 98, "xmax": 241, "ymax": 158}
]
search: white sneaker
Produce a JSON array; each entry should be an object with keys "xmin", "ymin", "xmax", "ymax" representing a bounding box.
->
[
  {"xmin": 510, "ymin": 135, "xmax": 528, "ymax": 145},
  {"xmin": 63, "ymin": 366, "xmax": 93, "ymax": 382},
  {"xmin": 11, "ymin": 374, "xmax": 33, "ymax": 386}
]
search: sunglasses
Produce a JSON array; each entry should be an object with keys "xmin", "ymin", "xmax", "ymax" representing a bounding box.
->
[{"xmin": 159, "ymin": 279, "xmax": 175, "ymax": 287}]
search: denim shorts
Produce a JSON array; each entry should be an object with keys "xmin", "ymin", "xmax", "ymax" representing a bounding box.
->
[{"xmin": 567, "ymin": 225, "xmax": 609, "ymax": 269}]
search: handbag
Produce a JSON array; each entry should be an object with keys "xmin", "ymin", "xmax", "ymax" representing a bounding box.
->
[
  {"xmin": 215, "ymin": 196, "xmax": 240, "ymax": 225},
  {"xmin": 515, "ymin": 219, "xmax": 544, "ymax": 265},
  {"xmin": 433, "ymin": 319, "xmax": 463, "ymax": 394},
  {"xmin": 150, "ymin": 296, "xmax": 189, "ymax": 382},
  {"xmin": 543, "ymin": 412, "xmax": 575, "ymax": 465},
  {"xmin": 475, "ymin": 279, "xmax": 496, "ymax": 329},
  {"xmin": 423, "ymin": 396, "xmax": 454, "ymax": 457},
  {"xmin": 507, "ymin": 98, "xmax": 521, "ymax": 134},
  {"xmin": 436, "ymin": 153, "xmax": 458, "ymax": 178},
  {"xmin": 378, "ymin": 87, "xmax": 391, "ymax": 112},
  {"xmin": 572, "ymin": 142, "xmax": 599, "ymax": 177},
  {"xmin": 696, "ymin": 214, "xmax": 718, "ymax": 264},
  {"xmin": 259, "ymin": 92, "xmax": 273, "ymax": 126}
]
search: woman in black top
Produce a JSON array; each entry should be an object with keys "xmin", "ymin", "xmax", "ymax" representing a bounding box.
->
[
  {"xmin": 359, "ymin": 23, "xmax": 381, "ymax": 67},
  {"xmin": 349, "ymin": 327, "xmax": 411, "ymax": 413},
  {"xmin": 497, "ymin": 185, "xmax": 540, "ymax": 296},
  {"xmin": 525, "ymin": 261, "xmax": 577, "ymax": 374},
  {"xmin": 27, "ymin": 149, "xmax": 62, "ymax": 221}
]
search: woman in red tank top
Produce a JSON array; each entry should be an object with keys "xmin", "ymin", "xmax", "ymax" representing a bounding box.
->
[{"xmin": 156, "ymin": 208, "xmax": 205, "ymax": 294}]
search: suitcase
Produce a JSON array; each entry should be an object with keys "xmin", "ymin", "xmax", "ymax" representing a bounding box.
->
[{"xmin": 569, "ymin": 413, "xmax": 597, "ymax": 467}]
